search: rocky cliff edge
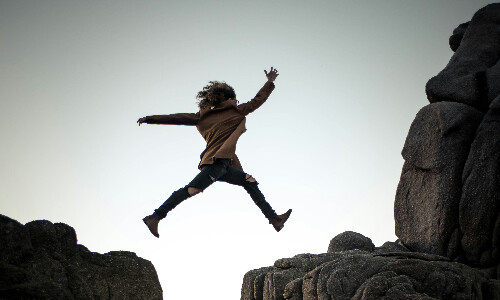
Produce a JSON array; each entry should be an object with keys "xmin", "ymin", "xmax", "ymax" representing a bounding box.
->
[{"xmin": 0, "ymin": 214, "xmax": 163, "ymax": 300}]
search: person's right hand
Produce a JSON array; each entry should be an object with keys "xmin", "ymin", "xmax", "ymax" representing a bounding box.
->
[
  {"xmin": 137, "ymin": 117, "xmax": 146, "ymax": 126},
  {"xmin": 265, "ymin": 67, "xmax": 279, "ymax": 82}
]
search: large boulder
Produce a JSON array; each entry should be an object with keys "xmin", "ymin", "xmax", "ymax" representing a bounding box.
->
[
  {"xmin": 426, "ymin": 3, "xmax": 500, "ymax": 111},
  {"xmin": 0, "ymin": 214, "xmax": 163, "ymax": 299},
  {"xmin": 394, "ymin": 102, "xmax": 482, "ymax": 257},
  {"xmin": 460, "ymin": 95, "xmax": 500, "ymax": 266}
]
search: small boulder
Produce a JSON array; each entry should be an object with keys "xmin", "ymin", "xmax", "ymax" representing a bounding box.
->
[{"xmin": 328, "ymin": 231, "xmax": 375, "ymax": 253}]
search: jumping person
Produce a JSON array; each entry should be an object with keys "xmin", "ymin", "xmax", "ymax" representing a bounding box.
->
[{"xmin": 138, "ymin": 67, "xmax": 291, "ymax": 237}]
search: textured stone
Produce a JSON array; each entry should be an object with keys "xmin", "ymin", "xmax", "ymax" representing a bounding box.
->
[
  {"xmin": 483, "ymin": 279, "xmax": 500, "ymax": 299},
  {"xmin": 351, "ymin": 271, "xmax": 434, "ymax": 300},
  {"xmin": 460, "ymin": 95, "xmax": 500, "ymax": 265},
  {"xmin": 264, "ymin": 268, "xmax": 303, "ymax": 300},
  {"xmin": 241, "ymin": 266, "xmax": 276, "ymax": 300},
  {"xmin": 0, "ymin": 214, "xmax": 163, "ymax": 300},
  {"xmin": 375, "ymin": 251, "xmax": 449, "ymax": 262},
  {"xmin": 244, "ymin": 251, "xmax": 497, "ymax": 300},
  {"xmin": 426, "ymin": 3, "xmax": 500, "ymax": 111},
  {"xmin": 242, "ymin": 245, "xmax": 500, "ymax": 300},
  {"xmin": 327, "ymin": 231, "xmax": 375, "ymax": 253},
  {"xmin": 25, "ymin": 220, "xmax": 61, "ymax": 258},
  {"xmin": 374, "ymin": 240, "xmax": 410, "ymax": 254},
  {"xmin": 283, "ymin": 278, "xmax": 302, "ymax": 300},
  {"xmin": 395, "ymin": 102, "xmax": 482, "ymax": 257},
  {"xmin": 0, "ymin": 215, "xmax": 33, "ymax": 266},
  {"xmin": 240, "ymin": 252, "xmax": 353, "ymax": 300},
  {"xmin": 265, "ymin": 253, "xmax": 346, "ymax": 300},
  {"xmin": 449, "ymin": 22, "xmax": 469, "ymax": 52},
  {"xmin": 486, "ymin": 55, "xmax": 500, "ymax": 104}
]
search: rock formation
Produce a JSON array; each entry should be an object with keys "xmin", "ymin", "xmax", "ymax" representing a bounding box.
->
[
  {"xmin": 241, "ymin": 3, "xmax": 500, "ymax": 299},
  {"xmin": 0, "ymin": 214, "xmax": 162, "ymax": 299},
  {"xmin": 426, "ymin": 4, "xmax": 500, "ymax": 111},
  {"xmin": 242, "ymin": 241, "xmax": 499, "ymax": 300},
  {"xmin": 399, "ymin": 2, "xmax": 500, "ymax": 268},
  {"xmin": 394, "ymin": 102, "xmax": 482, "ymax": 258},
  {"xmin": 460, "ymin": 96, "xmax": 500, "ymax": 266}
]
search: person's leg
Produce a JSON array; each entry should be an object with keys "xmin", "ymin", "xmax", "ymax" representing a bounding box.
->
[
  {"xmin": 219, "ymin": 166, "xmax": 278, "ymax": 220},
  {"xmin": 143, "ymin": 160, "xmax": 229, "ymax": 237},
  {"xmin": 155, "ymin": 161, "xmax": 229, "ymax": 219},
  {"xmin": 219, "ymin": 165, "xmax": 292, "ymax": 231}
]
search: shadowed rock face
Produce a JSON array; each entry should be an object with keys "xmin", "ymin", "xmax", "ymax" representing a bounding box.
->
[
  {"xmin": 460, "ymin": 95, "xmax": 500, "ymax": 266},
  {"xmin": 449, "ymin": 22, "xmax": 469, "ymax": 52},
  {"xmin": 394, "ymin": 102, "xmax": 482, "ymax": 257},
  {"xmin": 396, "ymin": 3, "xmax": 500, "ymax": 268},
  {"xmin": 426, "ymin": 3, "xmax": 500, "ymax": 111},
  {"xmin": 0, "ymin": 214, "xmax": 163, "ymax": 300},
  {"xmin": 241, "ymin": 4, "xmax": 500, "ymax": 299}
]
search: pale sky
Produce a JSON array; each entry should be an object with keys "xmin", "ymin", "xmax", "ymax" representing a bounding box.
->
[{"xmin": 1, "ymin": 1, "xmax": 496, "ymax": 299}]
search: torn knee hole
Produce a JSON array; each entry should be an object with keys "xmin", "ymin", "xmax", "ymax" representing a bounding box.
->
[
  {"xmin": 245, "ymin": 174, "xmax": 256, "ymax": 182},
  {"xmin": 188, "ymin": 187, "xmax": 202, "ymax": 196}
]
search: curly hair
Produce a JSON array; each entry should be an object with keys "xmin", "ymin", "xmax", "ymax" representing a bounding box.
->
[{"xmin": 196, "ymin": 81, "xmax": 236, "ymax": 109}]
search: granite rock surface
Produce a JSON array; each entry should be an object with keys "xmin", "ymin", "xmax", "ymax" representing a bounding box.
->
[
  {"xmin": 0, "ymin": 214, "xmax": 163, "ymax": 300},
  {"xmin": 242, "ymin": 232, "xmax": 499, "ymax": 300}
]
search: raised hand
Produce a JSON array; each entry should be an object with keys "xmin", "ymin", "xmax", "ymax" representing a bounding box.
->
[{"xmin": 264, "ymin": 67, "xmax": 279, "ymax": 82}]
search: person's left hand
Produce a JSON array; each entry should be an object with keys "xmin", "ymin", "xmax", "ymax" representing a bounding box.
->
[
  {"xmin": 265, "ymin": 67, "xmax": 279, "ymax": 82},
  {"xmin": 137, "ymin": 117, "xmax": 146, "ymax": 126}
]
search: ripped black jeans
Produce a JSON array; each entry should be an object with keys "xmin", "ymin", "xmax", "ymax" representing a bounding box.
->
[{"xmin": 154, "ymin": 159, "xmax": 277, "ymax": 220}]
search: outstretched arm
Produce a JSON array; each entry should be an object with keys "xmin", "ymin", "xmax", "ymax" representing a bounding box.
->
[
  {"xmin": 137, "ymin": 112, "xmax": 200, "ymax": 126},
  {"xmin": 237, "ymin": 67, "xmax": 279, "ymax": 116}
]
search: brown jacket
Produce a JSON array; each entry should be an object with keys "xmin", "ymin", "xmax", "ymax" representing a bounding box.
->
[{"xmin": 144, "ymin": 81, "xmax": 275, "ymax": 171}]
